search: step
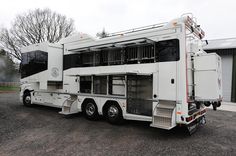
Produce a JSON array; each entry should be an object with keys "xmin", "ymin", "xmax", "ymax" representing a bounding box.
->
[
  {"xmin": 155, "ymin": 107, "xmax": 173, "ymax": 114},
  {"xmin": 59, "ymin": 110, "xmax": 79, "ymax": 115},
  {"xmin": 65, "ymin": 100, "xmax": 75, "ymax": 104},
  {"xmin": 60, "ymin": 106, "xmax": 71, "ymax": 114},
  {"xmin": 59, "ymin": 111, "xmax": 71, "ymax": 115},
  {"xmin": 154, "ymin": 109, "xmax": 172, "ymax": 118},
  {"xmin": 64, "ymin": 102, "xmax": 73, "ymax": 107},
  {"xmin": 64, "ymin": 99, "xmax": 76, "ymax": 107},
  {"xmin": 150, "ymin": 123, "xmax": 174, "ymax": 130},
  {"xmin": 62, "ymin": 107, "xmax": 70, "ymax": 112},
  {"xmin": 67, "ymin": 99, "xmax": 76, "ymax": 102},
  {"xmin": 66, "ymin": 100, "xmax": 75, "ymax": 105},
  {"xmin": 157, "ymin": 104, "xmax": 175, "ymax": 109},
  {"xmin": 158, "ymin": 100, "xmax": 176, "ymax": 107},
  {"xmin": 153, "ymin": 116, "xmax": 172, "ymax": 128}
]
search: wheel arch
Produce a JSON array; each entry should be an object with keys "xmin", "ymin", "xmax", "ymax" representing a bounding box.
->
[{"xmin": 23, "ymin": 89, "xmax": 31, "ymax": 95}]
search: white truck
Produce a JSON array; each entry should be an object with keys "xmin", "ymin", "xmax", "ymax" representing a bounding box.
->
[{"xmin": 20, "ymin": 15, "xmax": 222, "ymax": 133}]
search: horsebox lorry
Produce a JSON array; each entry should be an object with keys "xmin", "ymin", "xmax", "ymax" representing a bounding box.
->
[{"xmin": 20, "ymin": 15, "xmax": 222, "ymax": 134}]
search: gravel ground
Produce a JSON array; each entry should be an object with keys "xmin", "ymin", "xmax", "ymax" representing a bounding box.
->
[{"xmin": 0, "ymin": 92, "xmax": 236, "ymax": 156}]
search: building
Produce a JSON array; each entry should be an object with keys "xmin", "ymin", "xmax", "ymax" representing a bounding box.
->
[{"xmin": 203, "ymin": 38, "xmax": 236, "ymax": 102}]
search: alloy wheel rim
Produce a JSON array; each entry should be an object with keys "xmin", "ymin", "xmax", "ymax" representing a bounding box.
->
[
  {"xmin": 25, "ymin": 96, "xmax": 31, "ymax": 104},
  {"xmin": 108, "ymin": 106, "xmax": 118, "ymax": 118},
  {"xmin": 86, "ymin": 103, "xmax": 95, "ymax": 116}
]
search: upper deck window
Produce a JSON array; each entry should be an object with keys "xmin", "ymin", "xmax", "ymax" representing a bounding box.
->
[
  {"xmin": 63, "ymin": 39, "xmax": 180, "ymax": 70},
  {"xmin": 21, "ymin": 51, "xmax": 48, "ymax": 78},
  {"xmin": 156, "ymin": 39, "xmax": 180, "ymax": 62}
]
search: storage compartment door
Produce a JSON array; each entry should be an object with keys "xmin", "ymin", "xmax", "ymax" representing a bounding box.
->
[
  {"xmin": 158, "ymin": 62, "xmax": 177, "ymax": 101},
  {"xmin": 63, "ymin": 75, "xmax": 78, "ymax": 93}
]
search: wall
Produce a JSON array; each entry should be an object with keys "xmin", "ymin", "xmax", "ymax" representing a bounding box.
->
[{"xmin": 205, "ymin": 49, "xmax": 236, "ymax": 102}]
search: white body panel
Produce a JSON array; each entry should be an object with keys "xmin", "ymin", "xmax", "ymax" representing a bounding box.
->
[
  {"xmin": 64, "ymin": 63, "xmax": 158, "ymax": 76},
  {"xmin": 194, "ymin": 53, "xmax": 222, "ymax": 101},
  {"xmin": 32, "ymin": 92, "xmax": 70, "ymax": 108},
  {"xmin": 221, "ymin": 55, "xmax": 233, "ymax": 101},
  {"xmin": 63, "ymin": 75, "xmax": 78, "ymax": 93}
]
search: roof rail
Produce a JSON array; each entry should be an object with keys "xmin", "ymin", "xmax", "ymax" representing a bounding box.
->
[{"xmin": 107, "ymin": 22, "xmax": 167, "ymax": 38}]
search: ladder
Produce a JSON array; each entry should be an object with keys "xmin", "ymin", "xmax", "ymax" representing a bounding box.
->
[
  {"xmin": 59, "ymin": 94, "xmax": 78, "ymax": 115},
  {"xmin": 151, "ymin": 100, "xmax": 176, "ymax": 130}
]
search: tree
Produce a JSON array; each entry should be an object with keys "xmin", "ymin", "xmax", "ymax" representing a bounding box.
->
[
  {"xmin": 96, "ymin": 28, "xmax": 109, "ymax": 39},
  {"xmin": 0, "ymin": 49, "xmax": 19, "ymax": 82},
  {"xmin": 0, "ymin": 8, "xmax": 76, "ymax": 61}
]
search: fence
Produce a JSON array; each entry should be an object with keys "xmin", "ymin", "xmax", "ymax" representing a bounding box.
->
[{"xmin": 0, "ymin": 82, "xmax": 20, "ymax": 87}]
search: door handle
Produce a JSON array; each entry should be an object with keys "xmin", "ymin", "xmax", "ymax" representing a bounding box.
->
[{"xmin": 171, "ymin": 79, "xmax": 175, "ymax": 84}]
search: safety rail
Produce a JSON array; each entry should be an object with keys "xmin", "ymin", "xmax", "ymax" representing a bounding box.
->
[{"xmin": 107, "ymin": 22, "xmax": 167, "ymax": 37}]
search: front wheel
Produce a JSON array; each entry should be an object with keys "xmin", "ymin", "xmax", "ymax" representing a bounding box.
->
[
  {"xmin": 106, "ymin": 104, "xmax": 123, "ymax": 124},
  {"xmin": 23, "ymin": 92, "xmax": 31, "ymax": 107},
  {"xmin": 83, "ymin": 101, "xmax": 99, "ymax": 120}
]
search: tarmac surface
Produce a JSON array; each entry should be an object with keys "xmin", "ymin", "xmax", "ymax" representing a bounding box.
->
[{"xmin": 0, "ymin": 92, "xmax": 236, "ymax": 156}]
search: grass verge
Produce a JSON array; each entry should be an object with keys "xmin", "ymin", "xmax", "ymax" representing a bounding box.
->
[{"xmin": 0, "ymin": 86, "xmax": 19, "ymax": 91}]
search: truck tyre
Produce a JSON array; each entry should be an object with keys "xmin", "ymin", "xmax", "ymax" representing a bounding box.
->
[
  {"xmin": 204, "ymin": 102, "xmax": 211, "ymax": 107},
  {"xmin": 83, "ymin": 100, "xmax": 99, "ymax": 120},
  {"xmin": 212, "ymin": 102, "xmax": 217, "ymax": 111},
  {"xmin": 196, "ymin": 102, "xmax": 201, "ymax": 109},
  {"xmin": 23, "ymin": 92, "xmax": 31, "ymax": 107},
  {"xmin": 106, "ymin": 104, "xmax": 123, "ymax": 124}
]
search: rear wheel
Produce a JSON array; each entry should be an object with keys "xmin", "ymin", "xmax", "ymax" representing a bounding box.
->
[
  {"xmin": 83, "ymin": 101, "xmax": 99, "ymax": 120},
  {"xmin": 106, "ymin": 104, "xmax": 123, "ymax": 124},
  {"xmin": 196, "ymin": 102, "xmax": 201, "ymax": 109},
  {"xmin": 212, "ymin": 102, "xmax": 218, "ymax": 111},
  {"xmin": 204, "ymin": 102, "xmax": 211, "ymax": 107},
  {"xmin": 23, "ymin": 92, "xmax": 31, "ymax": 107}
]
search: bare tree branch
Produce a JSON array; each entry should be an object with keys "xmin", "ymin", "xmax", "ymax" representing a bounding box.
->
[{"xmin": 0, "ymin": 8, "xmax": 76, "ymax": 61}]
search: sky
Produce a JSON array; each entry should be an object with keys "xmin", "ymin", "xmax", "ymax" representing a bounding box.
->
[{"xmin": 0, "ymin": 0, "xmax": 236, "ymax": 40}]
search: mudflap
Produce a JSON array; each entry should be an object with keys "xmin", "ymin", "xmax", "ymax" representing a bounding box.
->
[{"xmin": 187, "ymin": 115, "xmax": 206, "ymax": 135}]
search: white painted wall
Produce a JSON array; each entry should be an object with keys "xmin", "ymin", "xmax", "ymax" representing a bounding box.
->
[{"xmin": 221, "ymin": 55, "xmax": 233, "ymax": 101}]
